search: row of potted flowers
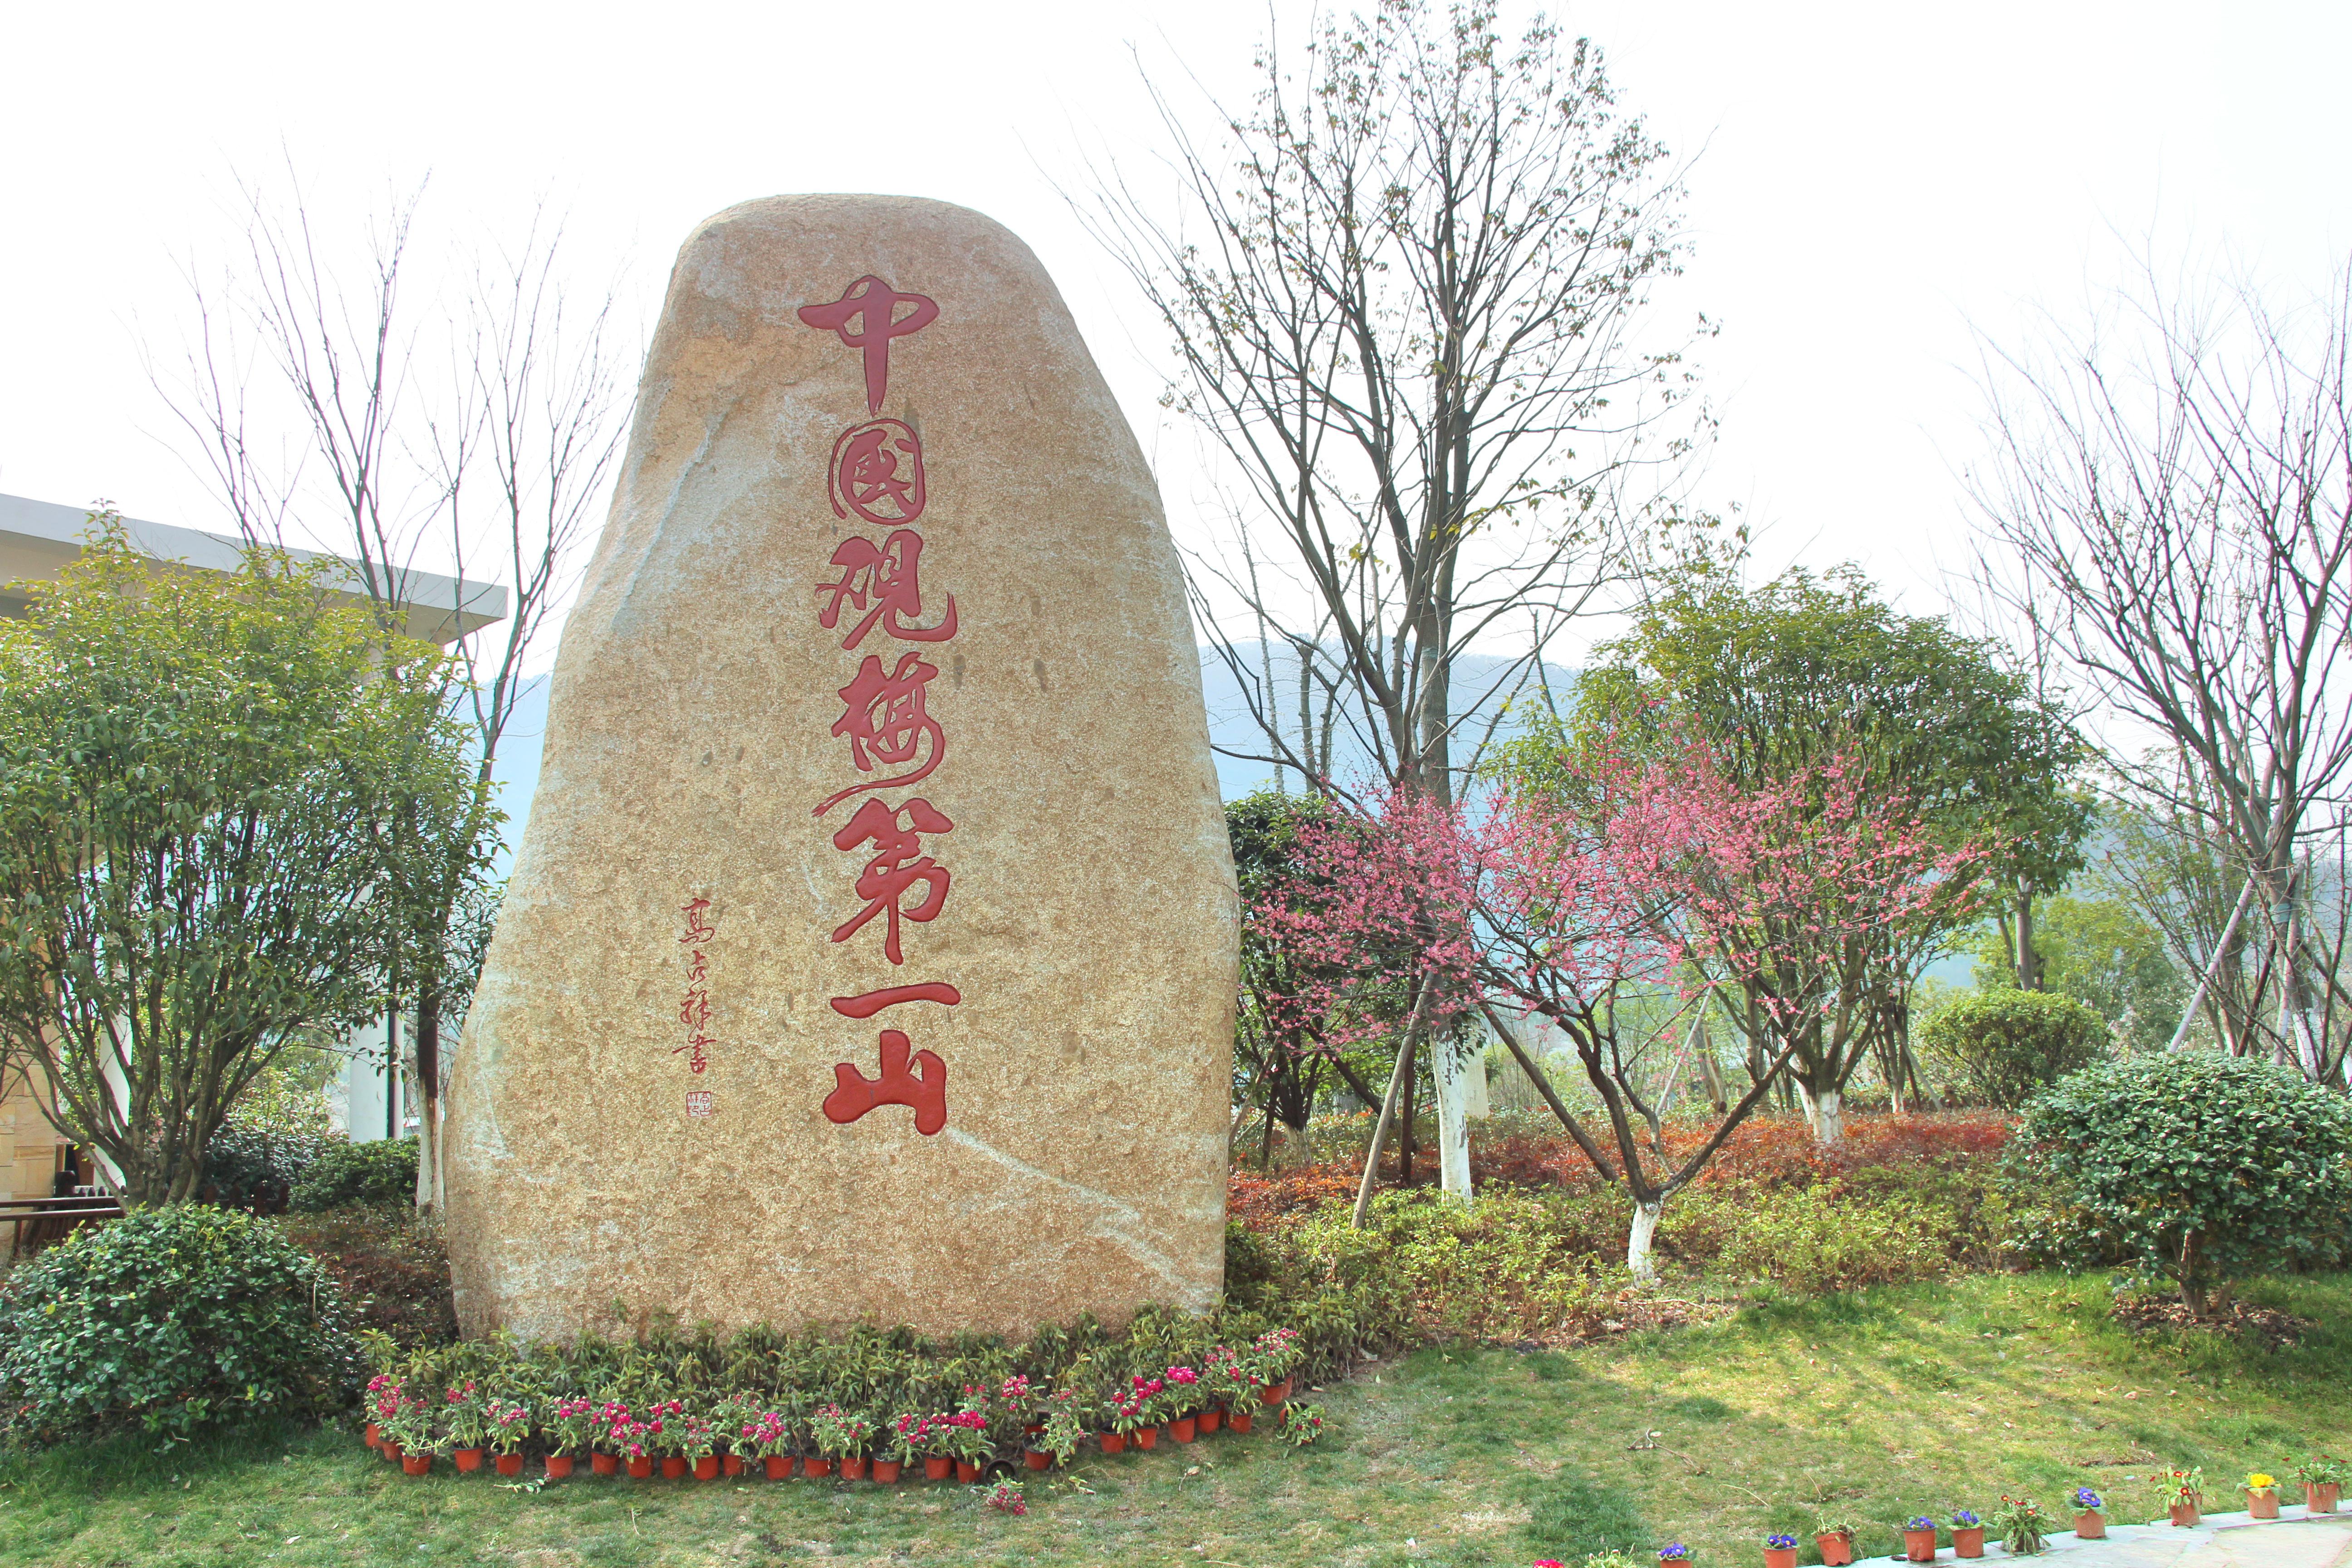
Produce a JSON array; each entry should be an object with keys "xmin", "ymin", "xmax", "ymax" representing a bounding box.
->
[
  {"xmin": 1533, "ymin": 1459, "xmax": 2347, "ymax": 1567},
  {"xmin": 363, "ymin": 1329, "xmax": 1316, "ymax": 1480}
]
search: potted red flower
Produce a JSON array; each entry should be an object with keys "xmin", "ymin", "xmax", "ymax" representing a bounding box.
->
[
  {"xmin": 544, "ymin": 1396, "xmax": 596, "ymax": 1479},
  {"xmin": 812, "ymin": 1403, "xmax": 870, "ymax": 1479},
  {"xmin": 1205, "ymin": 1345, "xmax": 1257, "ymax": 1433},
  {"xmin": 877, "ymin": 1412, "xmax": 922, "ymax": 1484},
  {"xmin": 2162, "ymin": 1468, "xmax": 2204, "ymax": 1527},
  {"xmin": 443, "ymin": 1381, "xmax": 490, "ymax": 1473},
  {"xmin": 1160, "ymin": 1366, "xmax": 1204, "ymax": 1442},
  {"xmin": 1252, "ymin": 1328, "xmax": 1303, "ymax": 1405},
  {"xmin": 2297, "ymin": 1455, "xmax": 2344, "ymax": 1514},
  {"xmin": 379, "ymin": 1392, "xmax": 439, "ymax": 1477}
]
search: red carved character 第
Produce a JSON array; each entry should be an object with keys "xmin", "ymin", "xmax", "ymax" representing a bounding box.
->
[{"xmin": 828, "ymin": 796, "xmax": 953, "ymax": 965}]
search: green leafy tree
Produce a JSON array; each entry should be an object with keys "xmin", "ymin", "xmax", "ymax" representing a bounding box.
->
[
  {"xmin": 1536, "ymin": 565, "xmax": 2086, "ymax": 1141},
  {"xmin": 2006, "ymin": 1053, "xmax": 2352, "ymax": 1317},
  {"xmin": 0, "ymin": 519, "xmax": 479, "ymax": 1205},
  {"xmin": 1919, "ymin": 988, "xmax": 2108, "ymax": 1108},
  {"xmin": 1968, "ymin": 889, "xmax": 2186, "ymax": 1054}
]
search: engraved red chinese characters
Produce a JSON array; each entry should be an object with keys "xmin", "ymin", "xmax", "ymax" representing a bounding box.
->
[
  {"xmin": 797, "ymin": 278, "xmax": 938, "ymax": 413},
  {"xmin": 823, "ymin": 1028, "xmax": 947, "ymax": 1136},
  {"xmin": 828, "ymin": 797, "xmax": 952, "ymax": 965},
  {"xmin": 817, "ymin": 651, "xmax": 944, "ymax": 814},
  {"xmin": 817, "ymin": 530, "xmax": 957, "ymax": 650},
  {"xmin": 829, "ymin": 419, "xmax": 926, "ymax": 525}
]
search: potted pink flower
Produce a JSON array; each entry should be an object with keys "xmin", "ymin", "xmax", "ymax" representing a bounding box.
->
[
  {"xmin": 443, "ymin": 1381, "xmax": 490, "ymax": 1473},
  {"xmin": 878, "ymin": 1412, "xmax": 923, "ymax": 1484},
  {"xmin": 1205, "ymin": 1347, "xmax": 1258, "ymax": 1433},
  {"xmin": 1124, "ymin": 1376, "xmax": 1167, "ymax": 1450},
  {"xmin": 543, "ymin": 1396, "xmax": 596, "ymax": 1479},
  {"xmin": 811, "ymin": 1403, "xmax": 870, "ymax": 1480},
  {"xmin": 1252, "ymin": 1328, "xmax": 1303, "ymax": 1405},
  {"xmin": 939, "ymin": 1406, "xmax": 991, "ymax": 1482},
  {"xmin": 486, "ymin": 1398, "xmax": 531, "ymax": 1476},
  {"xmin": 1161, "ymin": 1366, "xmax": 1205, "ymax": 1443}
]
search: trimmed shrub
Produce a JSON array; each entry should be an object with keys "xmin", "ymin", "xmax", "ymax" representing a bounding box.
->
[
  {"xmin": 288, "ymin": 1136, "xmax": 418, "ymax": 1211},
  {"xmin": 201, "ymin": 1123, "xmax": 333, "ymax": 1209},
  {"xmin": 1921, "ymin": 988, "xmax": 2107, "ymax": 1108},
  {"xmin": 2004, "ymin": 1053, "xmax": 2352, "ymax": 1316},
  {"xmin": 0, "ymin": 1205, "xmax": 359, "ymax": 1443}
]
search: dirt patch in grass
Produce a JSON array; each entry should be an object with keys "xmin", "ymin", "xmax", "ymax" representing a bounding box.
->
[{"xmin": 2109, "ymin": 1294, "xmax": 2316, "ymax": 1349}]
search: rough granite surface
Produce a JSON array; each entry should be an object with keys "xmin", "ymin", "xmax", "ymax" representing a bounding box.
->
[{"xmin": 443, "ymin": 194, "xmax": 1237, "ymax": 1341}]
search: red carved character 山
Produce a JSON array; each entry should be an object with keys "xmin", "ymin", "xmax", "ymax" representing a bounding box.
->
[
  {"xmin": 797, "ymin": 278, "xmax": 939, "ymax": 413},
  {"xmin": 816, "ymin": 530, "xmax": 957, "ymax": 650},
  {"xmin": 822, "ymin": 1028, "xmax": 947, "ymax": 1136},
  {"xmin": 829, "ymin": 419, "xmax": 926, "ymax": 525},
  {"xmin": 819, "ymin": 651, "xmax": 944, "ymax": 813},
  {"xmin": 829, "ymin": 796, "xmax": 952, "ymax": 965}
]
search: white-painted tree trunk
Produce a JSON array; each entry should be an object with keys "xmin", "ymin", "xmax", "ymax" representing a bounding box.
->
[
  {"xmin": 1627, "ymin": 1197, "xmax": 1664, "ymax": 1282},
  {"xmin": 1796, "ymin": 1082, "xmax": 1846, "ymax": 1146},
  {"xmin": 1432, "ymin": 1037, "xmax": 1475, "ymax": 1205}
]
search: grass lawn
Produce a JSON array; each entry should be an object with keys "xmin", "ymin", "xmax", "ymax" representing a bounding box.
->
[{"xmin": 6, "ymin": 1270, "xmax": 2349, "ymax": 1568}]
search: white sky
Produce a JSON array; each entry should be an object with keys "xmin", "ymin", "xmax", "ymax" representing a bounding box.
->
[{"xmin": 5, "ymin": 0, "xmax": 2347, "ymax": 665}]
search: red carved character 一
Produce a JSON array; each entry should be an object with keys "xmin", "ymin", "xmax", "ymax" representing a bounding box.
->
[
  {"xmin": 829, "ymin": 796, "xmax": 952, "ymax": 965},
  {"xmin": 830, "ymin": 419, "xmax": 926, "ymax": 525},
  {"xmin": 823, "ymin": 1028, "xmax": 947, "ymax": 1136},
  {"xmin": 817, "ymin": 529, "xmax": 957, "ymax": 650},
  {"xmin": 817, "ymin": 651, "xmax": 944, "ymax": 814},
  {"xmin": 798, "ymin": 277, "xmax": 938, "ymax": 413}
]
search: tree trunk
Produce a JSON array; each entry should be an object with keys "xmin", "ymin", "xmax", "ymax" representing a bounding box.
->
[
  {"xmin": 1627, "ymin": 1196, "xmax": 1664, "ymax": 1283},
  {"xmin": 1351, "ymin": 1027, "xmax": 1421, "ymax": 1229},
  {"xmin": 414, "ymin": 982, "xmax": 441, "ymax": 1214},
  {"xmin": 2015, "ymin": 884, "xmax": 2042, "ymax": 990},
  {"xmin": 1797, "ymin": 1082, "xmax": 1846, "ymax": 1146},
  {"xmin": 1398, "ymin": 1047, "xmax": 1418, "ymax": 1185}
]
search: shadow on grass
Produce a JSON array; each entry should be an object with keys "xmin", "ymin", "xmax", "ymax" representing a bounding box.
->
[
  {"xmin": 1518, "ymin": 1464, "xmax": 1651, "ymax": 1561},
  {"xmin": 0, "ymin": 1416, "xmax": 323, "ymax": 1498}
]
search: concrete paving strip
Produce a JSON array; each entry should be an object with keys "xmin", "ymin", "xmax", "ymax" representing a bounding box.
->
[{"xmin": 1848, "ymin": 1507, "xmax": 2352, "ymax": 1565}]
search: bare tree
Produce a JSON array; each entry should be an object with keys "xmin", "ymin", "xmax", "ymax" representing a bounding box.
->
[
  {"xmin": 160, "ymin": 177, "xmax": 631, "ymax": 1204},
  {"xmin": 1086, "ymin": 0, "xmax": 1705, "ymax": 808},
  {"xmin": 1973, "ymin": 260, "xmax": 2352, "ymax": 1088}
]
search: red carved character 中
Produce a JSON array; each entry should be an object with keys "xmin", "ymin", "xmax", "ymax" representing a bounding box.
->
[
  {"xmin": 829, "ymin": 796, "xmax": 952, "ymax": 965},
  {"xmin": 816, "ymin": 529, "xmax": 958, "ymax": 650},
  {"xmin": 817, "ymin": 651, "xmax": 944, "ymax": 814},
  {"xmin": 798, "ymin": 278, "xmax": 938, "ymax": 413},
  {"xmin": 829, "ymin": 419, "xmax": 926, "ymax": 525},
  {"xmin": 822, "ymin": 1028, "xmax": 947, "ymax": 1136}
]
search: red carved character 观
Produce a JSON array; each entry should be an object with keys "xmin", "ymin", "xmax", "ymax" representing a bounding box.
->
[
  {"xmin": 818, "ymin": 651, "xmax": 944, "ymax": 814},
  {"xmin": 822, "ymin": 1028, "xmax": 947, "ymax": 1136},
  {"xmin": 829, "ymin": 419, "xmax": 926, "ymax": 525},
  {"xmin": 798, "ymin": 278, "xmax": 939, "ymax": 413},
  {"xmin": 829, "ymin": 797, "xmax": 953, "ymax": 965},
  {"xmin": 816, "ymin": 529, "xmax": 957, "ymax": 650}
]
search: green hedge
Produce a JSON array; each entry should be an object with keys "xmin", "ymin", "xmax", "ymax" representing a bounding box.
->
[{"xmin": 288, "ymin": 1137, "xmax": 418, "ymax": 1211}]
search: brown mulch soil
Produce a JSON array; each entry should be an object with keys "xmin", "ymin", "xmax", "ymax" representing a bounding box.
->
[
  {"xmin": 275, "ymin": 1208, "xmax": 458, "ymax": 1347},
  {"xmin": 2109, "ymin": 1294, "xmax": 2316, "ymax": 1349}
]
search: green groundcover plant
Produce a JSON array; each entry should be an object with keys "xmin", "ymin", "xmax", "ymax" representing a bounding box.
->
[
  {"xmin": 2004, "ymin": 1054, "xmax": 2352, "ymax": 1316},
  {"xmin": 288, "ymin": 1137, "xmax": 421, "ymax": 1211},
  {"xmin": 0, "ymin": 1205, "xmax": 361, "ymax": 1442}
]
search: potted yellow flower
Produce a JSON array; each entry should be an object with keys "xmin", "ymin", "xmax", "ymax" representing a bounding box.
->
[{"xmin": 2245, "ymin": 1471, "xmax": 2280, "ymax": 1520}]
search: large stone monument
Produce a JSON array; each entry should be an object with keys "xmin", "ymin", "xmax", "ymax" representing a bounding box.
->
[{"xmin": 443, "ymin": 196, "xmax": 1237, "ymax": 1341}]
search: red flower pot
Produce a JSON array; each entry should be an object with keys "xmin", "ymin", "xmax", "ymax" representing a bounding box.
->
[
  {"xmin": 382, "ymin": 1441, "xmax": 405, "ymax": 1466},
  {"xmin": 453, "ymin": 1448, "xmax": 484, "ymax": 1474},
  {"xmin": 1099, "ymin": 1431, "xmax": 1127, "ymax": 1455},
  {"xmin": 1955, "ymin": 1524, "xmax": 1984, "ymax": 1557},
  {"xmin": 871, "ymin": 1459, "xmax": 902, "ymax": 1484},
  {"xmin": 693, "ymin": 1456, "xmax": 720, "ymax": 1480},
  {"xmin": 590, "ymin": 1452, "xmax": 617, "ymax": 1476},
  {"xmin": 496, "ymin": 1453, "xmax": 524, "ymax": 1476},
  {"xmin": 1259, "ymin": 1380, "xmax": 1291, "ymax": 1406},
  {"xmin": 1170, "ymin": 1416, "xmax": 1197, "ymax": 1443},
  {"xmin": 1765, "ymin": 1549, "xmax": 1798, "ymax": 1568},
  {"xmin": 722, "ymin": 1454, "xmax": 743, "ymax": 1477},
  {"xmin": 1815, "ymin": 1533, "xmax": 1855, "ymax": 1567},
  {"xmin": 955, "ymin": 1460, "xmax": 980, "ymax": 1483},
  {"xmin": 924, "ymin": 1456, "xmax": 954, "ymax": 1480},
  {"xmin": 2169, "ymin": 1503, "xmax": 2201, "ymax": 1528},
  {"xmin": 2249, "ymin": 1490, "xmax": 2280, "ymax": 1519},
  {"xmin": 804, "ymin": 1456, "xmax": 833, "ymax": 1479},
  {"xmin": 546, "ymin": 1455, "xmax": 576, "ymax": 1479},
  {"xmin": 627, "ymin": 1457, "xmax": 653, "ymax": 1479},
  {"xmin": 1227, "ymin": 1411, "xmax": 1253, "ymax": 1435},
  {"xmin": 2074, "ymin": 1513, "xmax": 2105, "ymax": 1539},
  {"xmin": 1024, "ymin": 1448, "xmax": 1051, "ymax": 1470},
  {"xmin": 843, "ymin": 1455, "xmax": 870, "ymax": 1480},
  {"xmin": 2309, "ymin": 1483, "xmax": 2342, "ymax": 1514},
  {"xmin": 1903, "ymin": 1526, "xmax": 1937, "ymax": 1563},
  {"xmin": 764, "ymin": 1455, "xmax": 791, "ymax": 1480},
  {"xmin": 402, "ymin": 1453, "xmax": 433, "ymax": 1476},
  {"xmin": 1133, "ymin": 1425, "xmax": 1160, "ymax": 1451},
  {"xmin": 365, "ymin": 1422, "xmax": 382, "ymax": 1451},
  {"xmin": 660, "ymin": 1456, "xmax": 686, "ymax": 1480},
  {"xmin": 1197, "ymin": 1407, "xmax": 1222, "ymax": 1434}
]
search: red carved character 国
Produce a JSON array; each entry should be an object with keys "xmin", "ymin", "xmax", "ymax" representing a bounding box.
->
[{"xmin": 829, "ymin": 419, "xmax": 926, "ymax": 525}]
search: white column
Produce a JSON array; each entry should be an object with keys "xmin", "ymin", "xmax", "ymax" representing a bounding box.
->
[{"xmin": 1432, "ymin": 1035, "xmax": 1475, "ymax": 1205}]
